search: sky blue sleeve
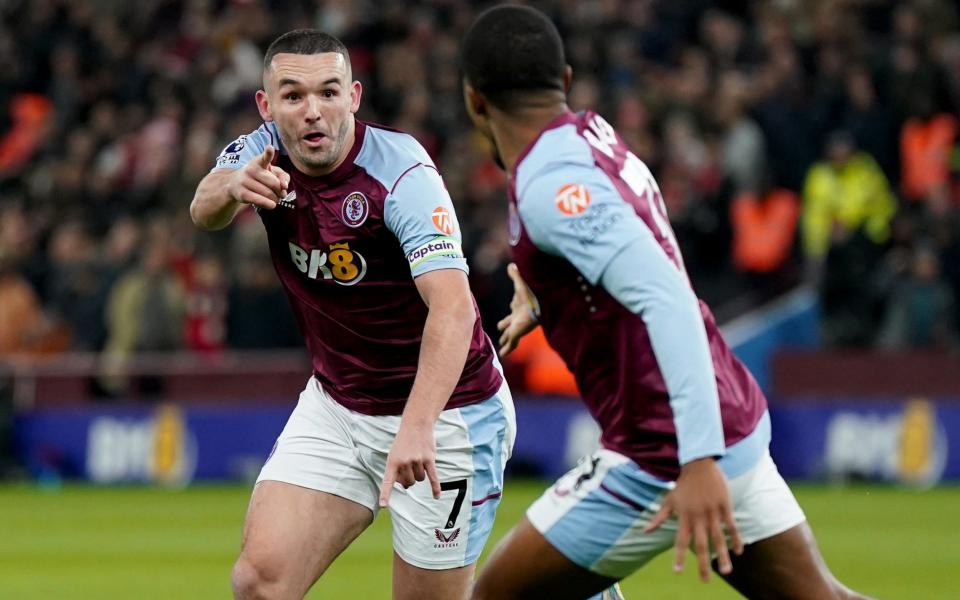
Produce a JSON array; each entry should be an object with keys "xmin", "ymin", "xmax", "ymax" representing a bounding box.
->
[
  {"xmin": 383, "ymin": 164, "xmax": 469, "ymax": 278},
  {"xmin": 600, "ymin": 232, "xmax": 725, "ymax": 464},
  {"xmin": 517, "ymin": 163, "xmax": 648, "ymax": 285},
  {"xmin": 210, "ymin": 123, "xmax": 276, "ymax": 172}
]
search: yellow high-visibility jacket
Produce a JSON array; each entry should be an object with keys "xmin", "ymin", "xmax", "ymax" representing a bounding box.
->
[{"xmin": 801, "ymin": 152, "xmax": 896, "ymax": 258}]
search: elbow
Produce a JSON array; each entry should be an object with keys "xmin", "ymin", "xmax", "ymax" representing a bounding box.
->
[
  {"xmin": 189, "ymin": 200, "xmax": 205, "ymax": 229},
  {"xmin": 190, "ymin": 198, "xmax": 223, "ymax": 231},
  {"xmin": 446, "ymin": 295, "xmax": 477, "ymax": 332},
  {"xmin": 456, "ymin": 298, "xmax": 478, "ymax": 331}
]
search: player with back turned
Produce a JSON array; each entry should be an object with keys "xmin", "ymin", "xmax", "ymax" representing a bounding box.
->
[
  {"xmin": 191, "ymin": 30, "xmax": 515, "ymax": 600},
  {"xmin": 460, "ymin": 6, "xmax": 872, "ymax": 599}
]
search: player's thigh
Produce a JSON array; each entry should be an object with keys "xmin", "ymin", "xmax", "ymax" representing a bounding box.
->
[
  {"xmin": 238, "ymin": 481, "xmax": 373, "ymax": 589},
  {"xmin": 523, "ymin": 450, "xmax": 677, "ymax": 584},
  {"xmin": 239, "ymin": 378, "xmax": 380, "ymax": 587},
  {"xmin": 718, "ymin": 522, "xmax": 848, "ymax": 599},
  {"xmin": 718, "ymin": 451, "xmax": 842, "ymax": 599},
  {"xmin": 256, "ymin": 377, "xmax": 382, "ymax": 514},
  {"xmin": 392, "ymin": 553, "xmax": 475, "ymax": 600},
  {"xmin": 472, "ymin": 517, "xmax": 618, "ymax": 600}
]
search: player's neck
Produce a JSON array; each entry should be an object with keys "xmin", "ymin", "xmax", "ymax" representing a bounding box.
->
[{"xmin": 491, "ymin": 103, "xmax": 571, "ymax": 172}]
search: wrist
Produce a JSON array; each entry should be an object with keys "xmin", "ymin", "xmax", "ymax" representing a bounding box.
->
[
  {"xmin": 400, "ymin": 410, "xmax": 437, "ymax": 431},
  {"xmin": 679, "ymin": 456, "xmax": 718, "ymax": 474}
]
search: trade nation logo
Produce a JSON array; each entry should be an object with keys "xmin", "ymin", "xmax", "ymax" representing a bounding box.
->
[
  {"xmin": 432, "ymin": 206, "xmax": 455, "ymax": 235},
  {"xmin": 556, "ymin": 183, "xmax": 591, "ymax": 216}
]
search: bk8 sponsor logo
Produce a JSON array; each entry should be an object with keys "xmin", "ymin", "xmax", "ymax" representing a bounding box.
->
[{"xmin": 289, "ymin": 241, "xmax": 367, "ymax": 285}]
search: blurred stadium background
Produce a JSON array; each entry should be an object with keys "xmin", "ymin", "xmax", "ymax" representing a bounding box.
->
[{"xmin": 1, "ymin": 0, "xmax": 959, "ymax": 598}]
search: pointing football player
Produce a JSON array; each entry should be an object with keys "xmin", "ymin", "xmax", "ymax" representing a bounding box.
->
[{"xmin": 192, "ymin": 29, "xmax": 514, "ymax": 600}]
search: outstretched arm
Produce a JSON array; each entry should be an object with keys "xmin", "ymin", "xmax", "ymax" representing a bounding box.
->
[
  {"xmin": 598, "ymin": 236, "xmax": 742, "ymax": 580},
  {"xmin": 378, "ymin": 161, "xmax": 478, "ymax": 507},
  {"xmin": 190, "ymin": 145, "xmax": 290, "ymax": 230}
]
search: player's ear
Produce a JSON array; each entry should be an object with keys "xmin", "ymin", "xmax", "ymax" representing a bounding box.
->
[
  {"xmin": 563, "ymin": 65, "xmax": 573, "ymax": 93},
  {"xmin": 349, "ymin": 80, "xmax": 362, "ymax": 114},
  {"xmin": 255, "ymin": 89, "xmax": 273, "ymax": 122},
  {"xmin": 463, "ymin": 81, "xmax": 487, "ymax": 119}
]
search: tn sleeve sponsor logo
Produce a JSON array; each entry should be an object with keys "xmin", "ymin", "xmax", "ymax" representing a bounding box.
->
[
  {"xmin": 406, "ymin": 237, "xmax": 464, "ymax": 268},
  {"xmin": 431, "ymin": 206, "xmax": 455, "ymax": 235},
  {"xmin": 556, "ymin": 183, "xmax": 592, "ymax": 216}
]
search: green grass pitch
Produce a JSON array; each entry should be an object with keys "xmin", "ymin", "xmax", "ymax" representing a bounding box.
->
[{"xmin": 1, "ymin": 480, "xmax": 956, "ymax": 599}]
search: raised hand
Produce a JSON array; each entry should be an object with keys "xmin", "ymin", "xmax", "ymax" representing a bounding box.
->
[
  {"xmin": 226, "ymin": 144, "xmax": 291, "ymax": 210},
  {"xmin": 378, "ymin": 422, "xmax": 441, "ymax": 508},
  {"xmin": 497, "ymin": 263, "xmax": 540, "ymax": 357}
]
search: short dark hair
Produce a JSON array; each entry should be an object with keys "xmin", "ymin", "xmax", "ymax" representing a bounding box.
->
[
  {"xmin": 461, "ymin": 5, "xmax": 566, "ymax": 109},
  {"xmin": 264, "ymin": 29, "xmax": 349, "ymax": 72}
]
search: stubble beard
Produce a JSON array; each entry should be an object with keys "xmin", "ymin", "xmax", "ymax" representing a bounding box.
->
[
  {"xmin": 298, "ymin": 118, "xmax": 350, "ymax": 173},
  {"xmin": 274, "ymin": 118, "xmax": 351, "ymax": 174}
]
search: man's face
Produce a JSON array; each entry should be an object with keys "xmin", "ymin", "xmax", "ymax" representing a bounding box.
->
[{"xmin": 257, "ymin": 52, "xmax": 361, "ymax": 176}]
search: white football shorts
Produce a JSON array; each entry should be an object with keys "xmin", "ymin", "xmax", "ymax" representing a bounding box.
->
[
  {"xmin": 257, "ymin": 377, "xmax": 516, "ymax": 570},
  {"xmin": 527, "ymin": 446, "xmax": 806, "ymax": 579}
]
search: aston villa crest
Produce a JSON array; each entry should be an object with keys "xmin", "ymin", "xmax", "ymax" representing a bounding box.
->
[{"xmin": 342, "ymin": 192, "xmax": 369, "ymax": 227}]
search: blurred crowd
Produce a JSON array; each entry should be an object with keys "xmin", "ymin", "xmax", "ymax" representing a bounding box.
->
[{"xmin": 2, "ymin": 0, "xmax": 960, "ymax": 374}]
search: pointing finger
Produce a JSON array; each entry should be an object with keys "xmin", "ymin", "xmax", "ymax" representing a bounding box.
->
[
  {"xmin": 259, "ymin": 144, "xmax": 275, "ymax": 168},
  {"xmin": 426, "ymin": 460, "xmax": 441, "ymax": 500},
  {"xmin": 379, "ymin": 470, "xmax": 396, "ymax": 508}
]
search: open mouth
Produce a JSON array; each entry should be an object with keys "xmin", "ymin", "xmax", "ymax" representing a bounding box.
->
[{"xmin": 303, "ymin": 132, "xmax": 326, "ymax": 146}]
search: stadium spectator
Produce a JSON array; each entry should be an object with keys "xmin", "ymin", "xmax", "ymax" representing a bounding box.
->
[
  {"xmin": 183, "ymin": 252, "xmax": 227, "ymax": 353},
  {"xmin": 900, "ymin": 97, "xmax": 958, "ymax": 212},
  {"xmin": 730, "ymin": 184, "xmax": 800, "ymax": 275},
  {"xmin": 101, "ymin": 230, "xmax": 186, "ymax": 393},
  {"xmin": 0, "ymin": 255, "xmax": 64, "ymax": 356},
  {"xmin": 803, "ymin": 131, "xmax": 897, "ymax": 345},
  {"xmin": 878, "ymin": 243, "xmax": 957, "ymax": 349},
  {"xmin": 45, "ymin": 219, "xmax": 111, "ymax": 351},
  {"xmin": 801, "ymin": 131, "xmax": 896, "ymax": 263}
]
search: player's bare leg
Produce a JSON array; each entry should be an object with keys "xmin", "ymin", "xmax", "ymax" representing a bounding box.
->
[
  {"xmin": 392, "ymin": 554, "xmax": 475, "ymax": 600},
  {"xmin": 470, "ymin": 517, "xmax": 619, "ymax": 600},
  {"xmin": 715, "ymin": 522, "xmax": 873, "ymax": 599},
  {"xmin": 232, "ymin": 481, "xmax": 374, "ymax": 600}
]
